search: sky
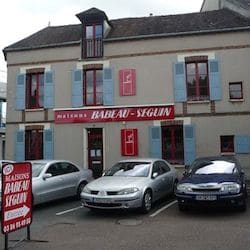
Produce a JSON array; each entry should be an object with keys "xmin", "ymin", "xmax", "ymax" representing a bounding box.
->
[{"xmin": 0, "ymin": 0, "xmax": 204, "ymax": 82}]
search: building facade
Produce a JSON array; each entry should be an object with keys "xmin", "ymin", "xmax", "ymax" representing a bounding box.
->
[{"xmin": 3, "ymin": 6, "xmax": 250, "ymax": 178}]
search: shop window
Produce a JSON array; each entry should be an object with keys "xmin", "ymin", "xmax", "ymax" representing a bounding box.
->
[
  {"xmin": 229, "ymin": 82, "xmax": 243, "ymax": 100},
  {"xmin": 26, "ymin": 72, "xmax": 44, "ymax": 109},
  {"xmin": 220, "ymin": 135, "xmax": 234, "ymax": 153},
  {"xmin": 84, "ymin": 24, "xmax": 103, "ymax": 58},
  {"xmin": 84, "ymin": 69, "xmax": 103, "ymax": 106},
  {"xmin": 121, "ymin": 129, "xmax": 138, "ymax": 156},
  {"xmin": 119, "ymin": 69, "xmax": 136, "ymax": 96},
  {"xmin": 185, "ymin": 57, "xmax": 209, "ymax": 101}
]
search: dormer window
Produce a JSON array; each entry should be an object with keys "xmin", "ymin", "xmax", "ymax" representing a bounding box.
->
[
  {"xmin": 85, "ymin": 24, "xmax": 103, "ymax": 58},
  {"xmin": 76, "ymin": 8, "xmax": 111, "ymax": 59}
]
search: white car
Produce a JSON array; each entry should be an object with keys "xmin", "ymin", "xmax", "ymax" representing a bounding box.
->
[
  {"xmin": 1, "ymin": 160, "xmax": 93, "ymax": 208},
  {"xmin": 81, "ymin": 158, "xmax": 178, "ymax": 213}
]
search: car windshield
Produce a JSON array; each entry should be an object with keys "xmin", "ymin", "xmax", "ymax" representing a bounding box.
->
[
  {"xmin": 31, "ymin": 162, "xmax": 46, "ymax": 177},
  {"xmin": 104, "ymin": 161, "xmax": 151, "ymax": 177},
  {"xmin": 190, "ymin": 160, "xmax": 238, "ymax": 174}
]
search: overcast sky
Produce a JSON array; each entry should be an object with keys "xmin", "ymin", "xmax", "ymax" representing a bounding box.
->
[{"xmin": 0, "ymin": 0, "xmax": 203, "ymax": 82}]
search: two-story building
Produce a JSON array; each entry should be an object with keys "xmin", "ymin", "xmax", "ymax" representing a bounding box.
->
[{"xmin": 3, "ymin": 4, "xmax": 250, "ymax": 178}]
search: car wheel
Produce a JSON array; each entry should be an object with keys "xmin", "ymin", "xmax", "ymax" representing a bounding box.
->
[
  {"xmin": 77, "ymin": 181, "xmax": 87, "ymax": 200},
  {"xmin": 141, "ymin": 190, "xmax": 152, "ymax": 213},
  {"xmin": 238, "ymin": 198, "xmax": 247, "ymax": 212}
]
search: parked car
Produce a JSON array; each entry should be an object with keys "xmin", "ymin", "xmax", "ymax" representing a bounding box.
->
[
  {"xmin": 175, "ymin": 156, "xmax": 247, "ymax": 211},
  {"xmin": 81, "ymin": 158, "xmax": 178, "ymax": 213},
  {"xmin": 31, "ymin": 160, "xmax": 93, "ymax": 205},
  {"xmin": 1, "ymin": 160, "xmax": 93, "ymax": 209}
]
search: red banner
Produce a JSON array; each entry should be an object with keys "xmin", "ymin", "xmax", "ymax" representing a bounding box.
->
[
  {"xmin": 1, "ymin": 162, "xmax": 32, "ymax": 234},
  {"xmin": 55, "ymin": 104, "xmax": 174, "ymax": 124}
]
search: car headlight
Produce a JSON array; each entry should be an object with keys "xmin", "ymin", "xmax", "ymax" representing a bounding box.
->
[
  {"xmin": 117, "ymin": 187, "xmax": 139, "ymax": 195},
  {"xmin": 176, "ymin": 183, "xmax": 193, "ymax": 193},
  {"xmin": 82, "ymin": 186, "xmax": 91, "ymax": 194},
  {"xmin": 220, "ymin": 183, "xmax": 241, "ymax": 194}
]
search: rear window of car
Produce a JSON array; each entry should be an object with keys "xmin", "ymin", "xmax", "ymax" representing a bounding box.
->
[
  {"xmin": 191, "ymin": 160, "xmax": 238, "ymax": 174},
  {"xmin": 104, "ymin": 161, "xmax": 151, "ymax": 177}
]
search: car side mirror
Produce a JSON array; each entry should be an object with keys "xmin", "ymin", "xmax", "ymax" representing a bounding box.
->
[
  {"xmin": 183, "ymin": 165, "xmax": 190, "ymax": 176},
  {"xmin": 152, "ymin": 172, "xmax": 158, "ymax": 179},
  {"xmin": 43, "ymin": 173, "xmax": 52, "ymax": 180}
]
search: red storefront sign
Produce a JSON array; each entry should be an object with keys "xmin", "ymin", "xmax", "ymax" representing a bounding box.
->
[
  {"xmin": 1, "ymin": 162, "xmax": 32, "ymax": 234},
  {"xmin": 55, "ymin": 104, "xmax": 174, "ymax": 124},
  {"xmin": 121, "ymin": 129, "xmax": 138, "ymax": 156}
]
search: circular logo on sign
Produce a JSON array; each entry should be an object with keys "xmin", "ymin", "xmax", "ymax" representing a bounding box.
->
[{"xmin": 3, "ymin": 164, "xmax": 14, "ymax": 175}]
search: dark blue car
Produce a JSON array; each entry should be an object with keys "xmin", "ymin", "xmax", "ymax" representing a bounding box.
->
[{"xmin": 175, "ymin": 156, "xmax": 247, "ymax": 211}]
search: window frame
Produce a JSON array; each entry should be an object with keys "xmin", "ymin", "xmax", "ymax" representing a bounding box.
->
[
  {"xmin": 185, "ymin": 57, "xmax": 210, "ymax": 102},
  {"xmin": 84, "ymin": 23, "xmax": 103, "ymax": 58},
  {"xmin": 220, "ymin": 135, "xmax": 235, "ymax": 154},
  {"xmin": 26, "ymin": 72, "xmax": 44, "ymax": 109},
  {"xmin": 229, "ymin": 82, "xmax": 243, "ymax": 100},
  {"xmin": 84, "ymin": 68, "xmax": 103, "ymax": 106},
  {"xmin": 25, "ymin": 128, "xmax": 44, "ymax": 160}
]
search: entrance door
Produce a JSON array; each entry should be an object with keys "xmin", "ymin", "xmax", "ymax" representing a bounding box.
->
[
  {"xmin": 162, "ymin": 125, "xmax": 184, "ymax": 164},
  {"xmin": 87, "ymin": 128, "xmax": 103, "ymax": 178}
]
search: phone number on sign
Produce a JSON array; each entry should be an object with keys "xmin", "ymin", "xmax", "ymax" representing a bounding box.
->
[{"xmin": 3, "ymin": 218, "xmax": 31, "ymax": 233}]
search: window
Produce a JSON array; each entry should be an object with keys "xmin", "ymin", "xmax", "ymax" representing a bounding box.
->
[
  {"xmin": 229, "ymin": 82, "xmax": 243, "ymax": 100},
  {"xmin": 84, "ymin": 69, "xmax": 103, "ymax": 105},
  {"xmin": 25, "ymin": 129, "xmax": 43, "ymax": 160},
  {"xmin": 85, "ymin": 24, "xmax": 103, "ymax": 58},
  {"xmin": 185, "ymin": 57, "xmax": 209, "ymax": 101},
  {"xmin": 26, "ymin": 72, "xmax": 44, "ymax": 109},
  {"xmin": 220, "ymin": 135, "xmax": 234, "ymax": 153},
  {"xmin": 59, "ymin": 162, "xmax": 79, "ymax": 174}
]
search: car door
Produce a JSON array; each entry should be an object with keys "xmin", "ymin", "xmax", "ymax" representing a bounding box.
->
[
  {"xmin": 38, "ymin": 163, "xmax": 66, "ymax": 203},
  {"xmin": 151, "ymin": 161, "xmax": 167, "ymax": 200},
  {"xmin": 158, "ymin": 160, "xmax": 174, "ymax": 196},
  {"xmin": 57, "ymin": 162, "xmax": 80, "ymax": 196}
]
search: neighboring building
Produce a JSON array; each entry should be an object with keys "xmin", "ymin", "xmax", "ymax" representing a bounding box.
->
[
  {"xmin": 3, "ymin": 5, "xmax": 250, "ymax": 178},
  {"xmin": 201, "ymin": 0, "xmax": 250, "ymax": 17},
  {"xmin": 0, "ymin": 81, "xmax": 6, "ymax": 159}
]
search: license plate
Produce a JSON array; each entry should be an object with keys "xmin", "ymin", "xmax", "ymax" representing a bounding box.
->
[
  {"xmin": 93, "ymin": 198, "xmax": 113, "ymax": 203},
  {"xmin": 196, "ymin": 195, "xmax": 217, "ymax": 201}
]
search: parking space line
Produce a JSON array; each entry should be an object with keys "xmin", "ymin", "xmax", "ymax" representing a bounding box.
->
[
  {"xmin": 56, "ymin": 205, "xmax": 83, "ymax": 216},
  {"xmin": 150, "ymin": 200, "xmax": 177, "ymax": 217}
]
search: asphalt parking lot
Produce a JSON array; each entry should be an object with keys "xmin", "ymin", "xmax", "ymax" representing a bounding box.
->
[{"xmin": 1, "ymin": 196, "xmax": 250, "ymax": 250}]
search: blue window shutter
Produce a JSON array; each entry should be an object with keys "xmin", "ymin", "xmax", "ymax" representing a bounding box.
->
[
  {"xmin": 235, "ymin": 135, "xmax": 250, "ymax": 153},
  {"xmin": 103, "ymin": 68, "xmax": 114, "ymax": 105},
  {"xmin": 184, "ymin": 125, "xmax": 196, "ymax": 165},
  {"xmin": 173, "ymin": 62, "xmax": 187, "ymax": 102},
  {"xmin": 44, "ymin": 129, "xmax": 54, "ymax": 159},
  {"xmin": 72, "ymin": 69, "xmax": 83, "ymax": 107},
  {"xmin": 15, "ymin": 130, "xmax": 25, "ymax": 161},
  {"xmin": 44, "ymin": 71, "xmax": 54, "ymax": 108},
  {"xmin": 209, "ymin": 60, "xmax": 222, "ymax": 101},
  {"xmin": 15, "ymin": 73, "xmax": 26, "ymax": 110},
  {"xmin": 149, "ymin": 127, "xmax": 162, "ymax": 158}
]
